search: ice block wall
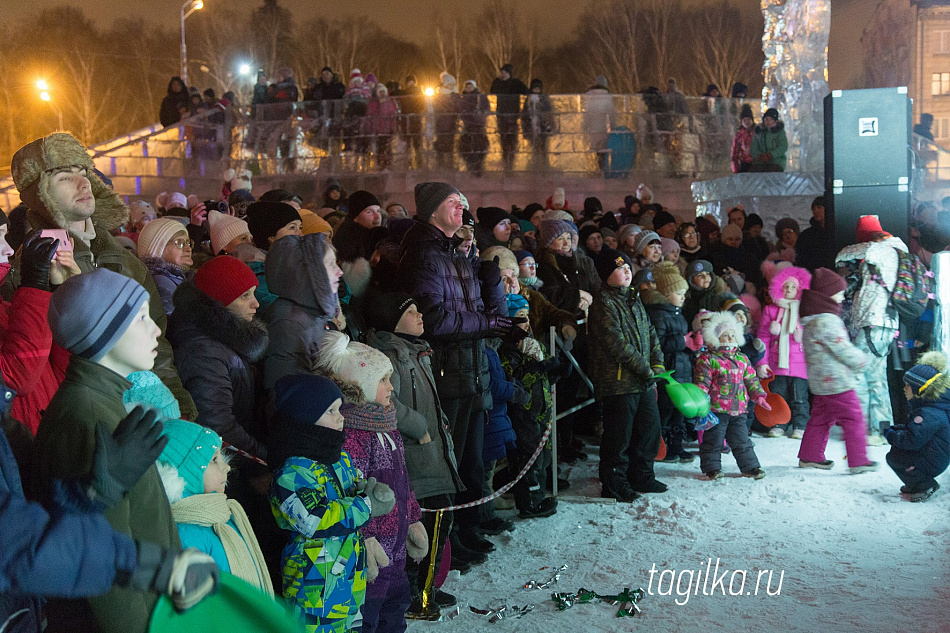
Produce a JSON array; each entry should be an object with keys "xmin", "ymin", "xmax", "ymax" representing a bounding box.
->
[{"xmin": 761, "ymin": 0, "xmax": 830, "ymax": 172}]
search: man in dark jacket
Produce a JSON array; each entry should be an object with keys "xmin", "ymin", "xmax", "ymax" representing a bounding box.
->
[
  {"xmin": 795, "ymin": 196, "xmax": 836, "ymax": 271},
  {"xmin": 310, "ymin": 67, "xmax": 345, "ymax": 113},
  {"xmin": 10, "ymin": 132, "xmax": 196, "ymax": 419},
  {"xmin": 489, "ymin": 63, "xmax": 529, "ymax": 172},
  {"xmin": 396, "ymin": 182, "xmax": 525, "ymax": 557}
]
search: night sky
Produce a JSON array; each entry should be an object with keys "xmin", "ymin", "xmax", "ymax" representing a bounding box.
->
[{"xmin": 8, "ymin": 0, "xmax": 867, "ymax": 90}]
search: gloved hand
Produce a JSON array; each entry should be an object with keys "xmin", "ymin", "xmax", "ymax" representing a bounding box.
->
[
  {"xmin": 881, "ymin": 427, "xmax": 894, "ymax": 443},
  {"xmin": 684, "ymin": 331, "xmax": 704, "ymax": 352},
  {"xmin": 19, "ymin": 230, "xmax": 59, "ymax": 291},
  {"xmin": 511, "ymin": 385, "xmax": 530, "ymax": 407},
  {"xmin": 487, "ymin": 314, "xmax": 528, "ymax": 340},
  {"xmin": 756, "ymin": 365, "xmax": 771, "ymax": 380},
  {"xmin": 406, "ymin": 522, "xmax": 429, "ymax": 562},
  {"xmin": 560, "ymin": 324, "xmax": 577, "ymax": 353},
  {"xmin": 769, "ymin": 321, "xmax": 782, "ymax": 336},
  {"xmin": 89, "ymin": 407, "xmax": 166, "ymax": 507},
  {"xmin": 477, "ymin": 256, "xmax": 502, "ymax": 289},
  {"xmin": 364, "ymin": 537, "xmax": 390, "ymax": 583},
  {"xmin": 363, "ymin": 477, "xmax": 396, "ymax": 517},
  {"xmin": 754, "ymin": 396, "xmax": 772, "ymax": 411},
  {"xmin": 793, "ymin": 328, "xmax": 803, "ymax": 343},
  {"xmin": 130, "ymin": 543, "xmax": 219, "ymax": 612}
]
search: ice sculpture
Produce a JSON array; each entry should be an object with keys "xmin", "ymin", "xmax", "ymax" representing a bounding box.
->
[{"xmin": 761, "ymin": 0, "xmax": 830, "ymax": 172}]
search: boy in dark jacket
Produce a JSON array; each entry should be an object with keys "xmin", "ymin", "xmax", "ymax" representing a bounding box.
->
[
  {"xmin": 33, "ymin": 269, "xmax": 218, "ymax": 633},
  {"xmin": 643, "ymin": 262, "xmax": 695, "ymax": 463},
  {"xmin": 365, "ymin": 293, "xmax": 464, "ymax": 613},
  {"xmin": 884, "ymin": 352, "xmax": 950, "ymax": 502},
  {"xmin": 589, "ymin": 248, "xmax": 666, "ymax": 501}
]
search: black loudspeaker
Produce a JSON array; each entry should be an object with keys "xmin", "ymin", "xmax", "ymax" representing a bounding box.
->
[
  {"xmin": 827, "ymin": 186, "xmax": 910, "ymax": 253},
  {"xmin": 824, "ymin": 88, "xmax": 912, "ymax": 251}
]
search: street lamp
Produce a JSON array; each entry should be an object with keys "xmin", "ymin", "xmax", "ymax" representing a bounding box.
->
[
  {"xmin": 180, "ymin": 0, "xmax": 204, "ymax": 86},
  {"xmin": 36, "ymin": 79, "xmax": 63, "ymax": 130}
]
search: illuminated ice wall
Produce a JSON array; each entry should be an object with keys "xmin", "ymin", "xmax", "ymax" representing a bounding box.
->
[{"xmin": 761, "ymin": 0, "xmax": 831, "ymax": 172}]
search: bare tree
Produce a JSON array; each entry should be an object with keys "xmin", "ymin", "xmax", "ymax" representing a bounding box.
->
[
  {"xmin": 474, "ymin": 0, "xmax": 521, "ymax": 86},
  {"xmin": 435, "ymin": 16, "xmax": 466, "ymax": 85},
  {"xmin": 576, "ymin": 0, "xmax": 644, "ymax": 94},
  {"xmin": 690, "ymin": 3, "xmax": 762, "ymax": 98},
  {"xmin": 861, "ymin": 0, "xmax": 912, "ymax": 89},
  {"xmin": 642, "ymin": 0, "xmax": 678, "ymax": 87}
]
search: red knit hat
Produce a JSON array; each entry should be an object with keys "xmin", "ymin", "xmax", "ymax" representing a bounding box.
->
[
  {"xmin": 193, "ymin": 255, "xmax": 259, "ymax": 306},
  {"xmin": 809, "ymin": 267, "xmax": 846, "ymax": 297},
  {"xmin": 855, "ymin": 215, "xmax": 890, "ymax": 243}
]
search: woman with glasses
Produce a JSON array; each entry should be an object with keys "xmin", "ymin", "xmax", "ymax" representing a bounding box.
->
[
  {"xmin": 674, "ymin": 221, "xmax": 704, "ymax": 275},
  {"xmin": 137, "ymin": 218, "xmax": 194, "ymax": 314}
]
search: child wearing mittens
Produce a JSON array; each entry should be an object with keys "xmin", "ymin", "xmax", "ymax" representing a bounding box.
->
[
  {"xmin": 269, "ymin": 373, "xmax": 397, "ymax": 633},
  {"xmin": 694, "ymin": 311, "xmax": 769, "ymax": 480},
  {"xmin": 317, "ymin": 331, "xmax": 427, "ymax": 633},
  {"xmin": 883, "ymin": 352, "xmax": 950, "ymax": 501},
  {"xmin": 122, "ymin": 370, "xmax": 273, "ymax": 595},
  {"xmin": 798, "ymin": 268, "xmax": 877, "ymax": 474}
]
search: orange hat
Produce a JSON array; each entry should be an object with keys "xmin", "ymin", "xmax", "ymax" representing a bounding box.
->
[{"xmin": 302, "ymin": 214, "xmax": 333, "ymax": 237}]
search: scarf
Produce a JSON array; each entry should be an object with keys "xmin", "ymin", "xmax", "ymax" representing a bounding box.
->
[
  {"xmin": 775, "ymin": 298, "xmax": 799, "ymax": 370},
  {"xmin": 268, "ymin": 416, "xmax": 345, "ymax": 471},
  {"xmin": 171, "ymin": 493, "xmax": 273, "ymax": 596},
  {"xmin": 342, "ymin": 401, "xmax": 397, "ymax": 433}
]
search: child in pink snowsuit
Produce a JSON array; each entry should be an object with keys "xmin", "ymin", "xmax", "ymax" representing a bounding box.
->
[
  {"xmin": 798, "ymin": 268, "xmax": 877, "ymax": 473},
  {"xmin": 757, "ymin": 265, "xmax": 811, "ymax": 438}
]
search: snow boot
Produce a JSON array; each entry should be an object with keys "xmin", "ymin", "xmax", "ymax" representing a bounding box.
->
[
  {"xmin": 519, "ymin": 496, "xmax": 558, "ymax": 519},
  {"xmin": 908, "ymin": 481, "xmax": 939, "ymax": 502},
  {"xmin": 849, "ymin": 461, "xmax": 879, "ymax": 475},
  {"xmin": 799, "ymin": 459, "xmax": 834, "ymax": 470},
  {"xmin": 742, "ymin": 468, "xmax": 767, "ymax": 480},
  {"xmin": 601, "ymin": 469, "xmax": 641, "ymax": 502}
]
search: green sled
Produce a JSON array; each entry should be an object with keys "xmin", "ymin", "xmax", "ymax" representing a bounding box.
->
[
  {"xmin": 149, "ymin": 573, "xmax": 303, "ymax": 633},
  {"xmin": 654, "ymin": 370, "xmax": 710, "ymax": 419}
]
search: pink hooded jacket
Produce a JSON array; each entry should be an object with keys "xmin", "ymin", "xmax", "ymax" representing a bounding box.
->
[{"xmin": 757, "ymin": 266, "xmax": 810, "ymax": 379}]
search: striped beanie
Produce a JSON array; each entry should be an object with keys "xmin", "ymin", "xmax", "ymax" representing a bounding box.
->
[{"xmin": 48, "ymin": 268, "xmax": 150, "ymax": 362}]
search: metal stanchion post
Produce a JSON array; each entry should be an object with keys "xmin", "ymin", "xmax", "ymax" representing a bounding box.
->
[{"xmin": 549, "ymin": 325, "xmax": 558, "ymax": 497}]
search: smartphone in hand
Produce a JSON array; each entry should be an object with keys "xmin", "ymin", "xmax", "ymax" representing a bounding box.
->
[{"xmin": 40, "ymin": 229, "xmax": 73, "ymax": 252}]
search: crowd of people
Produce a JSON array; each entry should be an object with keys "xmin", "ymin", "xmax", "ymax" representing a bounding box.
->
[
  {"xmin": 3, "ymin": 129, "xmax": 950, "ymax": 633},
  {"xmin": 159, "ymin": 65, "xmax": 755, "ymax": 174}
]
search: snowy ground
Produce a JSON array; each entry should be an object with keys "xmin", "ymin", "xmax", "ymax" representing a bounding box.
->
[{"xmin": 408, "ymin": 430, "xmax": 950, "ymax": 632}]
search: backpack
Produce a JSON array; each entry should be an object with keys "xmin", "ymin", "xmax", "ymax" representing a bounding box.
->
[{"xmin": 887, "ymin": 250, "xmax": 935, "ymax": 323}]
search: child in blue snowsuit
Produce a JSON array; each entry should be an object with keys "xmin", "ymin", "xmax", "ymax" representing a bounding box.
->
[
  {"xmin": 884, "ymin": 352, "xmax": 950, "ymax": 502},
  {"xmin": 268, "ymin": 374, "xmax": 395, "ymax": 633}
]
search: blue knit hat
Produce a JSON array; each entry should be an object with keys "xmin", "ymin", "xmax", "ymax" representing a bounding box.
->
[
  {"xmin": 513, "ymin": 250, "xmax": 534, "ymax": 264},
  {"xmin": 902, "ymin": 352, "xmax": 948, "ymax": 399},
  {"xmin": 159, "ymin": 420, "xmax": 222, "ymax": 497},
  {"xmin": 275, "ymin": 374, "xmax": 344, "ymax": 425},
  {"xmin": 123, "ymin": 371, "xmax": 181, "ymax": 420},
  {"xmin": 506, "ymin": 293, "xmax": 529, "ymax": 317},
  {"xmin": 48, "ymin": 268, "xmax": 150, "ymax": 362}
]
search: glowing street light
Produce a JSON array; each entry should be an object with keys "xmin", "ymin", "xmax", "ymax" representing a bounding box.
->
[
  {"xmin": 36, "ymin": 80, "xmax": 63, "ymax": 129},
  {"xmin": 180, "ymin": 0, "xmax": 204, "ymax": 86},
  {"xmin": 239, "ymin": 63, "xmax": 252, "ymax": 76},
  {"xmin": 423, "ymin": 87, "xmax": 435, "ymax": 97}
]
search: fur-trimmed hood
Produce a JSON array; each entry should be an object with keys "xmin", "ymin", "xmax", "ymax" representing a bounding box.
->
[
  {"xmin": 639, "ymin": 287, "xmax": 669, "ymax": 306},
  {"xmin": 170, "ymin": 281, "xmax": 269, "ymax": 361},
  {"xmin": 313, "ymin": 367, "xmax": 367, "ymax": 406},
  {"xmin": 341, "ymin": 257, "xmax": 372, "ymax": 300},
  {"xmin": 702, "ymin": 311, "xmax": 742, "ymax": 349},
  {"xmin": 768, "ymin": 265, "xmax": 810, "ymax": 302},
  {"xmin": 11, "ymin": 132, "xmax": 129, "ymax": 239}
]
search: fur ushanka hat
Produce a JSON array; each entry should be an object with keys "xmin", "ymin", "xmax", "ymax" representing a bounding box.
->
[{"xmin": 11, "ymin": 132, "xmax": 129, "ymax": 236}]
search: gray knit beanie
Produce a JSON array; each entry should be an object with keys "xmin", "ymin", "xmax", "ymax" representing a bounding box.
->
[
  {"xmin": 48, "ymin": 268, "xmax": 150, "ymax": 361},
  {"xmin": 414, "ymin": 182, "xmax": 460, "ymax": 223},
  {"xmin": 538, "ymin": 218, "xmax": 578, "ymax": 250}
]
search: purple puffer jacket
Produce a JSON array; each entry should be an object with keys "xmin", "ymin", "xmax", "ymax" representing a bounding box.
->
[
  {"xmin": 342, "ymin": 404, "xmax": 422, "ymax": 599},
  {"xmin": 397, "ymin": 219, "xmax": 498, "ymax": 407},
  {"xmin": 757, "ymin": 266, "xmax": 811, "ymax": 379}
]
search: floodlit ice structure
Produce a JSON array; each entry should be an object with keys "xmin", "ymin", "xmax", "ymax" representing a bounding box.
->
[{"xmin": 761, "ymin": 0, "xmax": 831, "ymax": 172}]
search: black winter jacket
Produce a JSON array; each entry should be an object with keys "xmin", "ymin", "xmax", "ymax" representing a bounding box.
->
[
  {"xmin": 169, "ymin": 282, "xmax": 269, "ymax": 461},
  {"xmin": 589, "ymin": 285, "xmax": 664, "ymax": 399},
  {"xmin": 642, "ymin": 290, "xmax": 692, "ymax": 382},
  {"xmin": 397, "ymin": 220, "xmax": 491, "ymax": 408},
  {"xmin": 536, "ymin": 249, "xmax": 600, "ymax": 316}
]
